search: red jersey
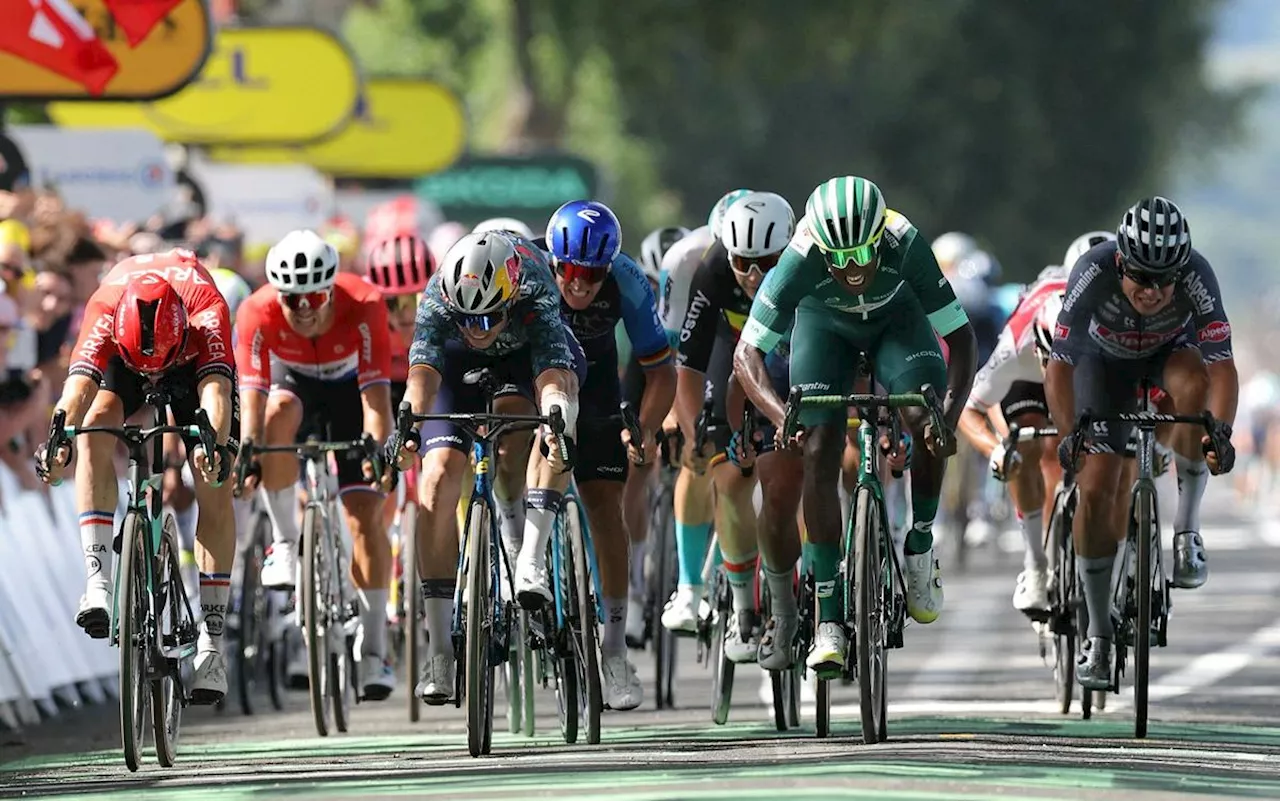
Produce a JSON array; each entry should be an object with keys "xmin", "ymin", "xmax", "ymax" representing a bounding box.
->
[
  {"xmin": 235, "ymin": 272, "xmax": 392, "ymax": 392},
  {"xmin": 389, "ymin": 326, "xmax": 410, "ymax": 384},
  {"xmin": 69, "ymin": 249, "xmax": 234, "ymax": 384}
]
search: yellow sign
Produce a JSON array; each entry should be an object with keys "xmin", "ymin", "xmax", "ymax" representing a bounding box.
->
[
  {"xmin": 207, "ymin": 80, "xmax": 466, "ymax": 177},
  {"xmin": 0, "ymin": 0, "xmax": 210, "ymax": 100},
  {"xmin": 47, "ymin": 27, "xmax": 360, "ymax": 145}
]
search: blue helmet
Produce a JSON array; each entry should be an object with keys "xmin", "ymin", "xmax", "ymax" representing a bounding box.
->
[{"xmin": 546, "ymin": 200, "xmax": 622, "ymax": 267}]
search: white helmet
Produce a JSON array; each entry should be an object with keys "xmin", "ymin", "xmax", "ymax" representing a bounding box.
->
[
  {"xmin": 931, "ymin": 231, "xmax": 978, "ymax": 273},
  {"xmin": 639, "ymin": 226, "xmax": 689, "ymax": 282},
  {"xmin": 721, "ymin": 191, "xmax": 795, "ymax": 258},
  {"xmin": 708, "ymin": 188, "xmax": 752, "ymax": 241},
  {"xmin": 473, "ymin": 217, "xmax": 534, "ymax": 240},
  {"xmin": 265, "ymin": 230, "xmax": 339, "ymax": 293},
  {"xmin": 1062, "ymin": 230, "xmax": 1116, "ymax": 270},
  {"xmin": 439, "ymin": 232, "xmax": 522, "ymax": 316},
  {"xmin": 1033, "ymin": 290, "xmax": 1065, "ymax": 359}
]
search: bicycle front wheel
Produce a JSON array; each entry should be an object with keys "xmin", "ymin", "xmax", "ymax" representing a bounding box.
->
[
  {"xmin": 465, "ymin": 500, "xmax": 494, "ymax": 757},
  {"xmin": 152, "ymin": 513, "xmax": 189, "ymax": 767},
  {"xmin": 118, "ymin": 512, "xmax": 148, "ymax": 772},
  {"xmin": 855, "ymin": 486, "xmax": 888, "ymax": 745},
  {"xmin": 650, "ymin": 483, "xmax": 678, "ymax": 709},
  {"xmin": 566, "ymin": 496, "xmax": 603, "ymax": 744},
  {"xmin": 302, "ymin": 505, "xmax": 332, "ymax": 737},
  {"xmin": 709, "ymin": 571, "xmax": 734, "ymax": 726},
  {"xmin": 403, "ymin": 502, "xmax": 422, "ymax": 724},
  {"xmin": 1048, "ymin": 489, "xmax": 1076, "ymax": 716},
  {"xmin": 235, "ymin": 512, "xmax": 268, "ymax": 716},
  {"xmin": 1134, "ymin": 486, "xmax": 1156, "ymax": 739}
]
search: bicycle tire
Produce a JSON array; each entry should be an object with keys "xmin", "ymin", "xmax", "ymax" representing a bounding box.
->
[
  {"xmin": 787, "ymin": 663, "xmax": 802, "ymax": 728},
  {"xmin": 118, "ymin": 511, "xmax": 148, "ymax": 772},
  {"xmin": 650, "ymin": 484, "xmax": 677, "ymax": 709},
  {"xmin": 332, "ymin": 637, "xmax": 355, "ymax": 734},
  {"xmin": 567, "ymin": 497, "xmax": 603, "ymax": 744},
  {"xmin": 1049, "ymin": 490, "xmax": 1075, "ymax": 715},
  {"xmin": 1134, "ymin": 485, "xmax": 1155, "ymax": 739},
  {"xmin": 152, "ymin": 514, "xmax": 186, "ymax": 767},
  {"xmin": 465, "ymin": 500, "xmax": 494, "ymax": 757},
  {"xmin": 815, "ymin": 678, "xmax": 831, "ymax": 738},
  {"xmin": 761, "ymin": 574, "xmax": 787, "ymax": 731},
  {"xmin": 235, "ymin": 518, "xmax": 266, "ymax": 716},
  {"xmin": 253, "ymin": 512, "xmax": 287, "ymax": 713},
  {"xmin": 302, "ymin": 505, "xmax": 331, "ymax": 737},
  {"xmin": 555, "ymin": 530, "xmax": 580, "ymax": 744},
  {"xmin": 709, "ymin": 572, "xmax": 734, "ymax": 726},
  {"xmin": 520, "ymin": 610, "xmax": 536, "ymax": 736},
  {"xmin": 403, "ymin": 502, "xmax": 422, "ymax": 724},
  {"xmin": 855, "ymin": 486, "xmax": 887, "ymax": 744}
]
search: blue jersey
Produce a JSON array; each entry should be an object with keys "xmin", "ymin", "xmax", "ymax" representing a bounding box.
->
[
  {"xmin": 534, "ymin": 238, "xmax": 672, "ymax": 369},
  {"xmin": 409, "ymin": 236, "xmax": 577, "ymax": 377}
]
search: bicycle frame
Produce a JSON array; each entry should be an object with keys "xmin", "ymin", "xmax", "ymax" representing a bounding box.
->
[{"xmin": 452, "ymin": 437, "xmax": 507, "ymax": 658}]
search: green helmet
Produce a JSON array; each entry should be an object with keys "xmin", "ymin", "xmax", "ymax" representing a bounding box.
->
[
  {"xmin": 805, "ymin": 176, "xmax": 887, "ymax": 266},
  {"xmin": 708, "ymin": 188, "xmax": 752, "ymax": 240}
]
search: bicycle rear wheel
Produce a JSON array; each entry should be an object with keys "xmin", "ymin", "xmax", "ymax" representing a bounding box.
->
[
  {"xmin": 1048, "ymin": 490, "xmax": 1076, "ymax": 715},
  {"xmin": 566, "ymin": 496, "xmax": 602, "ymax": 744},
  {"xmin": 152, "ymin": 514, "xmax": 189, "ymax": 767},
  {"xmin": 465, "ymin": 500, "xmax": 495, "ymax": 757},
  {"xmin": 403, "ymin": 502, "xmax": 422, "ymax": 724},
  {"xmin": 302, "ymin": 505, "xmax": 332, "ymax": 737},
  {"xmin": 709, "ymin": 571, "xmax": 734, "ymax": 726},
  {"xmin": 1134, "ymin": 485, "xmax": 1156, "ymax": 739},
  {"xmin": 555, "ymin": 536, "xmax": 581, "ymax": 744},
  {"xmin": 118, "ymin": 512, "xmax": 148, "ymax": 772},
  {"xmin": 854, "ymin": 487, "xmax": 887, "ymax": 744},
  {"xmin": 235, "ymin": 513, "xmax": 268, "ymax": 716}
]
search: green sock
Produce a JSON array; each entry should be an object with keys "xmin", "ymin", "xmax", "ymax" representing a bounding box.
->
[
  {"xmin": 905, "ymin": 494, "xmax": 940, "ymax": 556},
  {"xmin": 803, "ymin": 541, "xmax": 842, "ymax": 622}
]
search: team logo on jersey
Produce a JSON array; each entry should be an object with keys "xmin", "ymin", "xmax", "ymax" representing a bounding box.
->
[
  {"xmin": 1197, "ymin": 320, "xmax": 1231, "ymax": 343},
  {"xmin": 1091, "ymin": 322, "xmax": 1170, "ymax": 353},
  {"xmin": 1054, "ymin": 323, "xmax": 1070, "ymax": 340}
]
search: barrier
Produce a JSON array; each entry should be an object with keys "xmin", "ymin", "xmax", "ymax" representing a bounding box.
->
[{"xmin": 0, "ymin": 463, "xmax": 121, "ymax": 732}]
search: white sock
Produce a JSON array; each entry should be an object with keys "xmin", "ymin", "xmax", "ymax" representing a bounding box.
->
[
  {"xmin": 763, "ymin": 566, "xmax": 798, "ymax": 617},
  {"xmin": 628, "ymin": 538, "xmax": 647, "ymax": 598},
  {"xmin": 602, "ymin": 596, "xmax": 627, "ymax": 656},
  {"xmin": 1173, "ymin": 454, "xmax": 1209, "ymax": 533},
  {"xmin": 1020, "ymin": 509, "xmax": 1048, "ymax": 571},
  {"xmin": 232, "ymin": 497, "xmax": 253, "ymax": 550},
  {"xmin": 357, "ymin": 588, "xmax": 389, "ymax": 661},
  {"xmin": 424, "ymin": 597, "xmax": 454, "ymax": 659},
  {"xmin": 197, "ymin": 573, "xmax": 231, "ymax": 653},
  {"xmin": 495, "ymin": 491, "xmax": 526, "ymax": 562},
  {"xmin": 79, "ymin": 509, "xmax": 115, "ymax": 591},
  {"xmin": 175, "ymin": 504, "xmax": 197, "ymax": 552},
  {"xmin": 264, "ymin": 488, "xmax": 301, "ymax": 545},
  {"xmin": 522, "ymin": 507, "xmax": 557, "ymax": 563}
]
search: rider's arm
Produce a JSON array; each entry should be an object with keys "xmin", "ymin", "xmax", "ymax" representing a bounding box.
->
[
  {"xmin": 941, "ymin": 324, "xmax": 978, "ymax": 429},
  {"xmin": 535, "ymin": 367, "xmax": 580, "ymax": 439},
  {"xmin": 52, "ymin": 374, "xmax": 100, "ymax": 428},
  {"xmin": 736, "ymin": 250, "xmax": 806, "ymax": 428},
  {"xmin": 357, "ymin": 292, "xmax": 395, "ymax": 441},
  {"xmin": 58, "ymin": 291, "xmax": 117, "ymax": 426},
  {"xmin": 1044, "ymin": 257, "xmax": 1101, "ymax": 433},
  {"xmin": 405, "ymin": 278, "xmax": 454, "ymax": 425},
  {"xmin": 189, "ymin": 293, "xmax": 237, "ymax": 445},
  {"xmin": 197, "ymin": 374, "xmax": 234, "ymax": 445},
  {"xmin": 614, "ymin": 254, "xmax": 676, "ymax": 435},
  {"xmin": 1182, "ymin": 255, "xmax": 1239, "ymax": 426},
  {"xmin": 900, "ymin": 234, "xmax": 975, "ymax": 426},
  {"xmin": 404, "ymin": 365, "xmax": 442, "ymax": 426},
  {"xmin": 960, "ymin": 329, "xmax": 1025, "ymax": 458}
]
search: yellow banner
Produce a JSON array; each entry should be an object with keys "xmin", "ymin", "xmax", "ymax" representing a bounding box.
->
[
  {"xmin": 0, "ymin": 0, "xmax": 210, "ymax": 100},
  {"xmin": 47, "ymin": 27, "xmax": 360, "ymax": 145},
  {"xmin": 207, "ymin": 79, "xmax": 466, "ymax": 177}
]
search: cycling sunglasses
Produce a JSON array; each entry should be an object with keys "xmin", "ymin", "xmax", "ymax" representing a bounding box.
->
[
  {"xmin": 730, "ymin": 251, "xmax": 782, "ymax": 278},
  {"xmin": 280, "ymin": 289, "xmax": 332, "ymax": 312},
  {"xmin": 384, "ymin": 293, "xmax": 418, "ymax": 315},
  {"xmin": 823, "ymin": 239, "xmax": 879, "ymax": 269},
  {"xmin": 554, "ymin": 258, "xmax": 611, "ymax": 287},
  {"xmin": 459, "ymin": 308, "xmax": 507, "ymax": 333},
  {"xmin": 1120, "ymin": 258, "xmax": 1180, "ymax": 289}
]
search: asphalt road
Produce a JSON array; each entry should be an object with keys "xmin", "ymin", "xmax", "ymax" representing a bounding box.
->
[{"xmin": 5, "ymin": 481, "xmax": 1280, "ymax": 800}]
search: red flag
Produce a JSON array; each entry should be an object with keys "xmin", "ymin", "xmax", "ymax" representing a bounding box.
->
[
  {"xmin": 0, "ymin": 0, "xmax": 118, "ymax": 95},
  {"xmin": 102, "ymin": 0, "xmax": 185, "ymax": 47}
]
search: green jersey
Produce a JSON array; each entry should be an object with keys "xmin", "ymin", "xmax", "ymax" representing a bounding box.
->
[{"xmin": 741, "ymin": 209, "xmax": 969, "ymax": 354}]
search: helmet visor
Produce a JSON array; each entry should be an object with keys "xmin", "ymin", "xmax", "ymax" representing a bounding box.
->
[
  {"xmin": 1120, "ymin": 258, "xmax": 1180, "ymax": 289},
  {"xmin": 554, "ymin": 259, "xmax": 610, "ymax": 286},
  {"xmin": 459, "ymin": 308, "xmax": 507, "ymax": 333},
  {"xmin": 729, "ymin": 251, "xmax": 782, "ymax": 278},
  {"xmin": 280, "ymin": 289, "xmax": 333, "ymax": 312},
  {"xmin": 825, "ymin": 240, "xmax": 878, "ymax": 269}
]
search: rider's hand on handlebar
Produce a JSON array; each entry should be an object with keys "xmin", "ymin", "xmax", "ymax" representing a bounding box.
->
[
  {"xmin": 192, "ymin": 444, "xmax": 221, "ymax": 486},
  {"xmin": 1203, "ymin": 419, "xmax": 1235, "ymax": 475},
  {"xmin": 773, "ymin": 420, "xmax": 807, "ymax": 452},
  {"xmin": 681, "ymin": 435, "xmax": 715, "ymax": 474},
  {"xmin": 543, "ymin": 427, "xmax": 572, "ymax": 473},
  {"xmin": 388, "ymin": 428, "xmax": 421, "ymax": 471},
  {"xmin": 34, "ymin": 440, "xmax": 72, "ymax": 486},
  {"xmin": 923, "ymin": 419, "xmax": 955, "ymax": 458},
  {"xmin": 988, "ymin": 440, "xmax": 1021, "ymax": 482},
  {"xmin": 621, "ymin": 427, "xmax": 656, "ymax": 467},
  {"xmin": 882, "ymin": 433, "xmax": 910, "ymax": 474},
  {"xmin": 1057, "ymin": 432, "xmax": 1085, "ymax": 473},
  {"xmin": 727, "ymin": 428, "xmax": 762, "ymax": 470}
]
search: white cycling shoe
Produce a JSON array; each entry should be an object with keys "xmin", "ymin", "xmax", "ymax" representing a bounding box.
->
[
  {"xmin": 416, "ymin": 654, "xmax": 456, "ymax": 705},
  {"xmin": 514, "ymin": 551, "xmax": 552, "ymax": 610},
  {"xmin": 806, "ymin": 621, "xmax": 847, "ymax": 680},
  {"xmin": 76, "ymin": 584, "xmax": 112, "ymax": 640},
  {"xmin": 601, "ymin": 653, "xmax": 643, "ymax": 711},
  {"xmin": 1012, "ymin": 568, "xmax": 1050, "ymax": 616},
  {"xmin": 660, "ymin": 586, "xmax": 708, "ymax": 635},
  {"xmin": 262, "ymin": 541, "xmax": 298, "ymax": 591},
  {"xmin": 904, "ymin": 548, "xmax": 944, "ymax": 624},
  {"xmin": 362, "ymin": 657, "xmax": 395, "ymax": 701},
  {"xmin": 191, "ymin": 650, "xmax": 227, "ymax": 706}
]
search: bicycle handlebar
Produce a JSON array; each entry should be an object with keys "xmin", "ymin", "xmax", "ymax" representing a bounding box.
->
[
  {"xmin": 387, "ymin": 401, "xmax": 568, "ymax": 469},
  {"xmin": 44, "ymin": 407, "xmax": 218, "ymax": 472},
  {"xmin": 619, "ymin": 401, "xmax": 645, "ymax": 466},
  {"xmin": 234, "ymin": 433, "xmax": 383, "ymax": 495},
  {"xmin": 1067, "ymin": 409, "xmax": 1222, "ymax": 473},
  {"xmin": 781, "ymin": 384, "xmax": 947, "ymax": 451}
]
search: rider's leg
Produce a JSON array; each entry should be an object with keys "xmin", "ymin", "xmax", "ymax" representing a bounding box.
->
[
  {"xmin": 1162, "ymin": 347, "xmax": 1212, "ymax": 588},
  {"xmin": 493, "ymin": 394, "xmax": 536, "ymax": 561},
  {"xmin": 416, "ymin": 442, "xmax": 467, "ymax": 702},
  {"xmin": 664, "ymin": 465, "xmax": 713, "ymax": 631},
  {"xmin": 755, "ymin": 448, "xmax": 804, "ymax": 669},
  {"xmin": 258, "ymin": 387, "xmax": 302, "ymax": 588},
  {"xmin": 191, "ymin": 467, "xmax": 237, "ymax": 703},
  {"xmin": 623, "ymin": 459, "xmax": 654, "ymax": 604},
  {"xmin": 341, "ymin": 487, "xmax": 393, "ymax": 690},
  {"xmin": 74, "ymin": 389, "xmax": 125, "ymax": 635}
]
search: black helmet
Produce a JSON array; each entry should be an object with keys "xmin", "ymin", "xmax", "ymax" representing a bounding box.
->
[{"xmin": 1116, "ymin": 196, "xmax": 1191, "ymax": 272}]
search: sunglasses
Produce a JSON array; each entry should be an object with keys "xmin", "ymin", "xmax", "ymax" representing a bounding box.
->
[
  {"xmin": 280, "ymin": 289, "xmax": 332, "ymax": 312},
  {"xmin": 459, "ymin": 308, "xmax": 507, "ymax": 333},
  {"xmin": 823, "ymin": 240, "xmax": 879, "ymax": 269},
  {"xmin": 730, "ymin": 252, "xmax": 782, "ymax": 278},
  {"xmin": 1121, "ymin": 262, "xmax": 1180, "ymax": 289},
  {"xmin": 384, "ymin": 294, "xmax": 418, "ymax": 315},
  {"xmin": 554, "ymin": 259, "xmax": 611, "ymax": 287}
]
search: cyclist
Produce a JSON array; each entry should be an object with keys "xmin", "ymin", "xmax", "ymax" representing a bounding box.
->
[
  {"xmin": 364, "ymin": 234, "xmax": 434, "ymax": 406},
  {"xmin": 623, "ymin": 224, "xmax": 688, "ymax": 645},
  {"xmin": 388, "ymin": 232, "xmax": 585, "ymax": 706},
  {"xmin": 1045, "ymin": 197, "xmax": 1238, "ymax": 690},
  {"xmin": 735, "ymin": 176, "xmax": 978, "ymax": 676},
  {"xmin": 537, "ymin": 200, "xmax": 674, "ymax": 708},
  {"xmin": 661, "ymin": 192, "xmax": 801, "ymax": 667},
  {"xmin": 931, "ymin": 231, "xmax": 979, "ymax": 276},
  {"xmin": 234, "ymin": 230, "xmax": 399, "ymax": 702},
  {"xmin": 657, "ymin": 189, "xmax": 753, "ymax": 634},
  {"xmin": 36, "ymin": 248, "xmax": 240, "ymax": 705},
  {"xmin": 473, "ymin": 218, "xmax": 534, "ymax": 239}
]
